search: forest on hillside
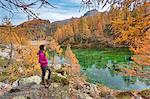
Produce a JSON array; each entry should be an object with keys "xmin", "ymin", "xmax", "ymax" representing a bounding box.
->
[{"xmin": 1, "ymin": 0, "xmax": 149, "ymax": 66}]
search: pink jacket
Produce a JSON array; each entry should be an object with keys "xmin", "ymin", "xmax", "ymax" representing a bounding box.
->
[{"xmin": 38, "ymin": 50, "xmax": 48, "ymax": 67}]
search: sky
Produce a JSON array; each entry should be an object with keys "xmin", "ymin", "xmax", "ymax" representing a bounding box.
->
[{"xmin": 0, "ymin": 0, "xmax": 110, "ymax": 25}]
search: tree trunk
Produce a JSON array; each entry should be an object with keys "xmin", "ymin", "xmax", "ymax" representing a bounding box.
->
[{"xmin": 6, "ymin": 43, "xmax": 13, "ymax": 67}]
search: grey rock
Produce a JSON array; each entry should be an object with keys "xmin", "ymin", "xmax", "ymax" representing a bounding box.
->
[
  {"xmin": 12, "ymin": 80, "xmax": 19, "ymax": 88},
  {"xmin": 0, "ymin": 82, "xmax": 12, "ymax": 96},
  {"xmin": 12, "ymin": 76, "xmax": 41, "ymax": 88},
  {"xmin": 12, "ymin": 96, "xmax": 26, "ymax": 99}
]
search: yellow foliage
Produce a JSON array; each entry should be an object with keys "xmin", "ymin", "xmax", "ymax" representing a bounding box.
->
[
  {"xmin": 0, "ymin": 27, "xmax": 28, "ymax": 45},
  {"xmin": 19, "ymin": 45, "xmax": 39, "ymax": 66},
  {"xmin": 111, "ymin": 2, "xmax": 150, "ymax": 66},
  {"xmin": 130, "ymin": 29, "xmax": 150, "ymax": 66},
  {"xmin": 65, "ymin": 44, "xmax": 80, "ymax": 76},
  {"xmin": 49, "ymin": 39, "xmax": 63, "ymax": 55}
]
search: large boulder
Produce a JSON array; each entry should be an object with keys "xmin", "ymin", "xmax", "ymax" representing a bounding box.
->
[
  {"xmin": 19, "ymin": 75, "xmax": 41, "ymax": 85},
  {"xmin": 0, "ymin": 82, "xmax": 12, "ymax": 96},
  {"xmin": 14, "ymin": 76, "xmax": 41, "ymax": 87}
]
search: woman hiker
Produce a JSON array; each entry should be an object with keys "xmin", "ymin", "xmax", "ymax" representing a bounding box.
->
[{"xmin": 38, "ymin": 45, "xmax": 51, "ymax": 88}]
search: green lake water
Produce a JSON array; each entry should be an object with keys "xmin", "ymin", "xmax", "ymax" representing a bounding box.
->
[{"xmin": 72, "ymin": 48, "xmax": 150, "ymax": 91}]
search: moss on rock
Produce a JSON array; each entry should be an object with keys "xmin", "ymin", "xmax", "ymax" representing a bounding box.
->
[{"xmin": 51, "ymin": 74, "xmax": 69, "ymax": 85}]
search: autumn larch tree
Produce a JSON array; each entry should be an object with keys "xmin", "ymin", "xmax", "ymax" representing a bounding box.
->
[
  {"xmin": 110, "ymin": 0, "xmax": 150, "ymax": 66},
  {"xmin": 0, "ymin": 16, "xmax": 27, "ymax": 67}
]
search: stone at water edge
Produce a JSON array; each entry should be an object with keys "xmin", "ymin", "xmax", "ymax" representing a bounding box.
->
[
  {"xmin": 0, "ymin": 82, "xmax": 12, "ymax": 96},
  {"xmin": 89, "ymin": 84, "xmax": 100, "ymax": 98},
  {"xmin": 18, "ymin": 76, "xmax": 41, "ymax": 86},
  {"xmin": 80, "ymin": 83, "xmax": 100, "ymax": 98}
]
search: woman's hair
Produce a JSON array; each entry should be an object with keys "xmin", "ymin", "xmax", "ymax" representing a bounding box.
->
[
  {"xmin": 39, "ymin": 45, "xmax": 45, "ymax": 51},
  {"xmin": 37, "ymin": 45, "xmax": 45, "ymax": 55}
]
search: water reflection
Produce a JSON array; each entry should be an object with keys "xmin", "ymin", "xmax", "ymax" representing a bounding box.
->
[
  {"xmin": 83, "ymin": 65, "xmax": 150, "ymax": 91},
  {"xmin": 49, "ymin": 55, "xmax": 150, "ymax": 91}
]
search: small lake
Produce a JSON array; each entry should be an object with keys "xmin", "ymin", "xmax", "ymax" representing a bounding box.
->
[
  {"xmin": 72, "ymin": 48, "xmax": 150, "ymax": 91},
  {"xmin": 82, "ymin": 65, "xmax": 150, "ymax": 91}
]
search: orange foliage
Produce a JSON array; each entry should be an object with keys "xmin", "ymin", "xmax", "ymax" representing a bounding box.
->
[
  {"xmin": 53, "ymin": 24, "xmax": 74, "ymax": 42},
  {"xmin": 65, "ymin": 44, "xmax": 80, "ymax": 76},
  {"xmin": 18, "ymin": 19, "xmax": 50, "ymax": 28},
  {"xmin": 53, "ymin": 14, "xmax": 108, "ymax": 44},
  {"xmin": 130, "ymin": 29, "xmax": 150, "ymax": 66},
  {"xmin": 49, "ymin": 39, "xmax": 63, "ymax": 55},
  {"xmin": 0, "ymin": 26, "xmax": 28, "ymax": 45},
  {"xmin": 15, "ymin": 45, "xmax": 39, "ymax": 66},
  {"xmin": 65, "ymin": 44, "xmax": 79, "ymax": 65},
  {"xmin": 111, "ymin": 1, "xmax": 150, "ymax": 66},
  {"xmin": 14, "ymin": 44, "xmax": 41, "ymax": 76}
]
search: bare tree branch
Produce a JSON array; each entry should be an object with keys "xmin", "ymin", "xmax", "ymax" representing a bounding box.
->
[
  {"xmin": 0, "ymin": 0, "xmax": 55, "ymax": 18},
  {"xmin": 80, "ymin": 0, "xmax": 148, "ymax": 10}
]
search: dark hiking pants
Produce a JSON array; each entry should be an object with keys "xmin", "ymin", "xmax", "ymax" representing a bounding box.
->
[{"xmin": 41, "ymin": 66, "xmax": 51, "ymax": 81}]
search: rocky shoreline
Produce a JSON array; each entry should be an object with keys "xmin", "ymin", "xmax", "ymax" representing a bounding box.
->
[
  {"xmin": 0, "ymin": 71, "xmax": 149, "ymax": 99},
  {"xmin": 69, "ymin": 76, "xmax": 150, "ymax": 99}
]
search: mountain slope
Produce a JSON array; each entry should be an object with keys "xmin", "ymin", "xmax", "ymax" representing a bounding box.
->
[{"xmin": 84, "ymin": 9, "xmax": 99, "ymax": 17}]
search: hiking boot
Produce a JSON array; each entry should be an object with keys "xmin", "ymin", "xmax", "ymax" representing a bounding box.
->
[
  {"xmin": 40, "ymin": 81, "xmax": 45, "ymax": 85},
  {"xmin": 42, "ymin": 80, "xmax": 49, "ymax": 88},
  {"xmin": 46, "ymin": 79, "xmax": 51, "ymax": 86},
  {"xmin": 41, "ymin": 79, "xmax": 47, "ymax": 85},
  {"xmin": 44, "ymin": 83, "xmax": 49, "ymax": 88}
]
